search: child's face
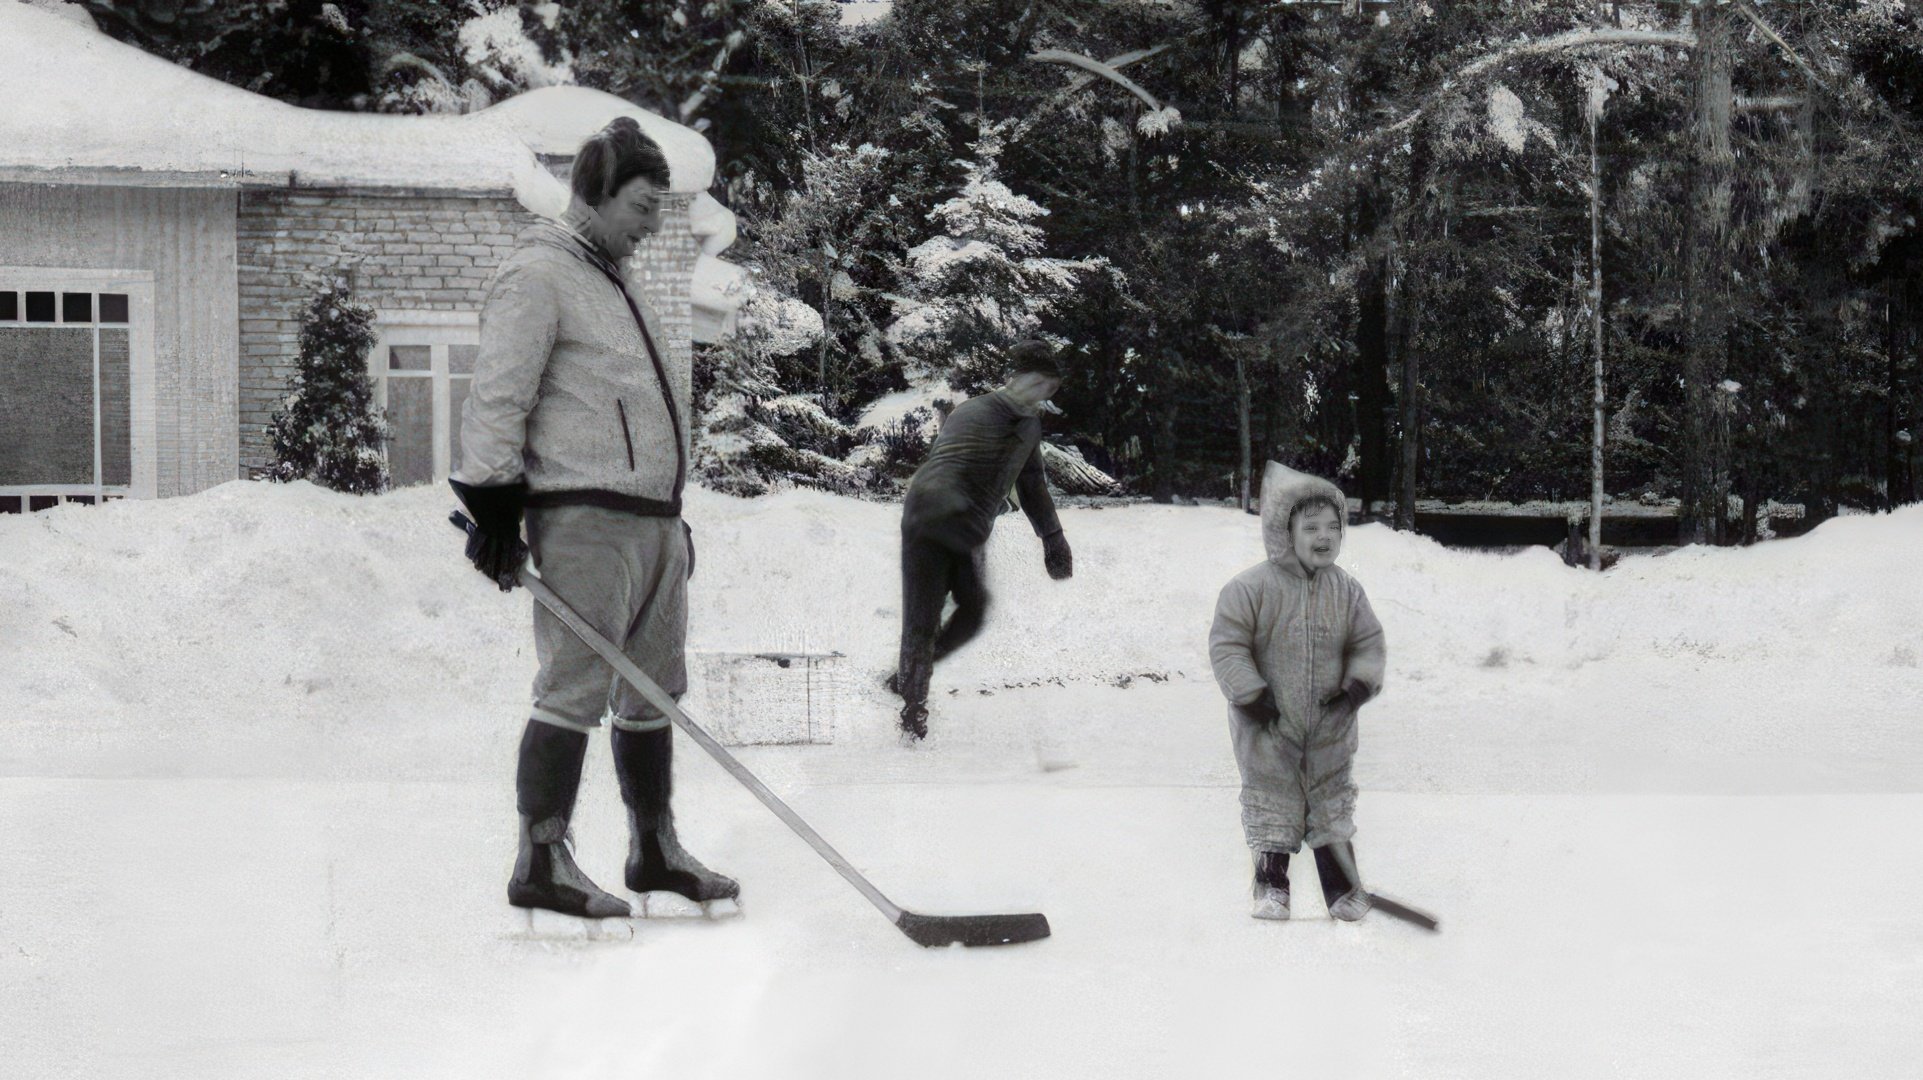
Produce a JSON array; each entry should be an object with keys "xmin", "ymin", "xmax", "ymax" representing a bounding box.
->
[{"xmin": 1291, "ymin": 505, "xmax": 1343, "ymax": 571}]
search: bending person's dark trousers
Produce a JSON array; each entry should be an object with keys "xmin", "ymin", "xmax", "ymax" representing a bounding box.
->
[{"xmin": 896, "ymin": 527, "xmax": 990, "ymax": 710}]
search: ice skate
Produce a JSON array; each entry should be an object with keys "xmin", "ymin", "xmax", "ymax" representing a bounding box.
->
[
  {"xmin": 614, "ymin": 725, "xmax": 740, "ymax": 916},
  {"xmin": 626, "ymin": 819, "xmax": 741, "ymax": 908},
  {"xmin": 509, "ymin": 721, "xmax": 631, "ymax": 921},
  {"xmin": 1328, "ymin": 888, "xmax": 1372, "ymax": 921},
  {"xmin": 508, "ymin": 816, "xmax": 632, "ymax": 920},
  {"xmin": 1251, "ymin": 885, "xmax": 1291, "ymax": 920}
]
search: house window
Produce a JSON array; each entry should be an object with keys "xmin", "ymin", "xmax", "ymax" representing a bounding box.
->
[
  {"xmin": 0, "ymin": 272, "xmax": 147, "ymax": 510},
  {"xmin": 370, "ymin": 312, "xmax": 479, "ymax": 488}
]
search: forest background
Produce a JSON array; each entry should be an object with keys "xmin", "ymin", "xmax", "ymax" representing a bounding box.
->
[{"xmin": 74, "ymin": 0, "xmax": 1923, "ymax": 544}]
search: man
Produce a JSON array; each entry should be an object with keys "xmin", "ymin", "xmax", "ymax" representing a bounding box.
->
[
  {"xmin": 893, "ymin": 341, "xmax": 1075, "ymax": 741},
  {"xmin": 452, "ymin": 116, "xmax": 736, "ymax": 920}
]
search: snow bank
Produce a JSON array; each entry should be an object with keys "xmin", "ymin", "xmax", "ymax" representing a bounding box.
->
[{"xmin": 3, "ymin": 479, "xmax": 1916, "ymax": 776}]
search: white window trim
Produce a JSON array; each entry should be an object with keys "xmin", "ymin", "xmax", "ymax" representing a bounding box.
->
[
  {"xmin": 0, "ymin": 268, "xmax": 158, "ymax": 501},
  {"xmin": 370, "ymin": 310, "xmax": 480, "ymax": 487}
]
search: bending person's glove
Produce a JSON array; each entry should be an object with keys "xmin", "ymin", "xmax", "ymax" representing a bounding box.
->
[
  {"xmin": 450, "ymin": 478, "xmax": 529, "ymax": 592},
  {"xmin": 1042, "ymin": 529, "xmax": 1073, "ymax": 580},
  {"xmin": 1234, "ymin": 689, "xmax": 1281, "ymax": 728},
  {"xmin": 1320, "ymin": 679, "xmax": 1373, "ymax": 713}
]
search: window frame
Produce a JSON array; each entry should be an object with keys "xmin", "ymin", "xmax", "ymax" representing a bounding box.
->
[
  {"xmin": 369, "ymin": 310, "xmax": 480, "ymax": 488},
  {"xmin": 0, "ymin": 268, "xmax": 157, "ymax": 506}
]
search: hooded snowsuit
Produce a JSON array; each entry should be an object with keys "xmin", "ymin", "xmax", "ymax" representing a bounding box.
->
[{"xmin": 1209, "ymin": 462, "xmax": 1386, "ymax": 852}]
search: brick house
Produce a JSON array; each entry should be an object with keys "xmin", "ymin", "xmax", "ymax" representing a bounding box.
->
[{"xmin": 0, "ymin": 3, "xmax": 744, "ymax": 511}]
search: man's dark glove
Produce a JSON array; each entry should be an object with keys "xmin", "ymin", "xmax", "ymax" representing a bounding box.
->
[
  {"xmin": 1235, "ymin": 689, "xmax": 1281, "ymax": 727},
  {"xmin": 682, "ymin": 519, "xmax": 696, "ymax": 580},
  {"xmin": 1320, "ymin": 680, "xmax": 1372, "ymax": 713},
  {"xmin": 1042, "ymin": 529, "xmax": 1073, "ymax": 580},
  {"xmin": 449, "ymin": 479, "xmax": 528, "ymax": 592}
]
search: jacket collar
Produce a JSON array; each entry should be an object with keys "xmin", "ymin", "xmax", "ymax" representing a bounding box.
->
[{"xmin": 527, "ymin": 219, "xmax": 621, "ymax": 277}]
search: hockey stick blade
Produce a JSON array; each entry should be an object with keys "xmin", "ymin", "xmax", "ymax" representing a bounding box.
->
[
  {"xmin": 1368, "ymin": 892, "xmax": 1439, "ymax": 931},
  {"xmin": 450, "ymin": 512, "xmax": 1053, "ymax": 950},
  {"xmin": 895, "ymin": 910, "xmax": 1052, "ymax": 948}
]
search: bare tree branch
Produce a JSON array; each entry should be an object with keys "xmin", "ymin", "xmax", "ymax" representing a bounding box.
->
[
  {"xmin": 1028, "ymin": 48, "xmax": 1165, "ymax": 111},
  {"xmin": 1379, "ymin": 28, "xmax": 1697, "ymax": 139}
]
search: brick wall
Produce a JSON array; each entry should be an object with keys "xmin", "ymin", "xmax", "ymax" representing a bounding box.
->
[{"xmin": 236, "ymin": 190, "xmax": 699, "ymax": 477}]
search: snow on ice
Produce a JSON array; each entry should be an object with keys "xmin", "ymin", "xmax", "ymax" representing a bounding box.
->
[{"xmin": 2, "ymin": 481, "xmax": 1921, "ymax": 1078}]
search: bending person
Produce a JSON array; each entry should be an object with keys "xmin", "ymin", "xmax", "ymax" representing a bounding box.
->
[{"xmin": 893, "ymin": 341, "xmax": 1074, "ymax": 742}]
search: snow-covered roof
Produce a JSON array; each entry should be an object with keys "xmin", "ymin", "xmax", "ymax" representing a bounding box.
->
[
  {"xmin": 0, "ymin": 3, "xmax": 714, "ymax": 195},
  {"xmin": 476, "ymin": 86, "xmax": 714, "ymax": 192}
]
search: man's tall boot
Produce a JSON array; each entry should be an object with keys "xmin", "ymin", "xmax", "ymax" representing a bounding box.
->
[
  {"xmin": 508, "ymin": 720, "xmax": 631, "ymax": 919},
  {"xmin": 612, "ymin": 725, "xmax": 740, "ymax": 904}
]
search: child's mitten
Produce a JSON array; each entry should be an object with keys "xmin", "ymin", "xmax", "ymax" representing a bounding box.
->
[
  {"xmin": 1320, "ymin": 680, "xmax": 1373, "ymax": 712},
  {"xmin": 1236, "ymin": 689, "xmax": 1281, "ymax": 727}
]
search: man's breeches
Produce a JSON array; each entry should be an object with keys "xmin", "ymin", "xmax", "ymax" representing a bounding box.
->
[{"xmin": 526, "ymin": 504, "xmax": 689, "ymax": 732}]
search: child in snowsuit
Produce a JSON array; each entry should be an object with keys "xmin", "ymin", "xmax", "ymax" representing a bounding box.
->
[{"xmin": 1209, "ymin": 461, "xmax": 1386, "ymax": 921}]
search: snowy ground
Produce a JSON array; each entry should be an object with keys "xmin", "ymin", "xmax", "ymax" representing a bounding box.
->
[{"xmin": 3, "ymin": 482, "xmax": 1920, "ymax": 1078}]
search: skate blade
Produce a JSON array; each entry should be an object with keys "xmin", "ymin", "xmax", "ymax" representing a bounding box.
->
[
  {"xmin": 519, "ymin": 907, "xmax": 637, "ymax": 941},
  {"xmin": 635, "ymin": 893, "xmax": 744, "ymax": 921}
]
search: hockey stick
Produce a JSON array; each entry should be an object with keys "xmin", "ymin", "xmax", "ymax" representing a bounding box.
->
[
  {"xmin": 1368, "ymin": 893, "xmax": 1440, "ymax": 932},
  {"xmin": 1327, "ymin": 837, "xmax": 1439, "ymax": 931},
  {"xmin": 451, "ymin": 512, "xmax": 1050, "ymax": 948}
]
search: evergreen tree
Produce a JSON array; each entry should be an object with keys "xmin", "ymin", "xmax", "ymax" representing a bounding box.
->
[
  {"xmin": 265, "ymin": 280, "xmax": 391, "ymax": 494},
  {"xmin": 887, "ymin": 127, "xmax": 1098, "ymax": 394}
]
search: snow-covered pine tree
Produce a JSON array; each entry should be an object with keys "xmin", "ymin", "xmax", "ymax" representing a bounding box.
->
[
  {"xmin": 887, "ymin": 126, "xmax": 1098, "ymax": 395},
  {"xmin": 694, "ymin": 280, "xmax": 880, "ymax": 496},
  {"xmin": 264, "ymin": 279, "xmax": 391, "ymax": 494}
]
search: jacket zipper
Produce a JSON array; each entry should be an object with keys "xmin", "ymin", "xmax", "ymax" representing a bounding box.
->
[
  {"xmin": 616, "ymin": 398, "xmax": 637, "ymax": 471},
  {"xmin": 1304, "ymin": 573, "xmax": 1316, "ymax": 727}
]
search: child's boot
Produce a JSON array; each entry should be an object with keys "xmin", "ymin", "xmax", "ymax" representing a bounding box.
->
[
  {"xmin": 1250, "ymin": 850, "xmax": 1291, "ymax": 920},
  {"xmin": 1313, "ymin": 841, "xmax": 1371, "ymax": 922}
]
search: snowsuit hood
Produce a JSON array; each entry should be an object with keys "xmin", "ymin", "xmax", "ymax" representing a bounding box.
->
[{"xmin": 1258, "ymin": 460, "xmax": 1346, "ymax": 575}]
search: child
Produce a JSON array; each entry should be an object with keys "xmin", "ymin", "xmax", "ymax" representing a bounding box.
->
[{"xmin": 1209, "ymin": 461, "xmax": 1386, "ymax": 921}]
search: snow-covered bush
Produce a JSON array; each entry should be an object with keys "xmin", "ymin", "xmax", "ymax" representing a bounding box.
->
[
  {"xmin": 871, "ymin": 406, "xmax": 934, "ymax": 481},
  {"xmin": 696, "ymin": 389, "xmax": 882, "ymax": 497},
  {"xmin": 264, "ymin": 279, "xmax": 390, "ymax": 494}
]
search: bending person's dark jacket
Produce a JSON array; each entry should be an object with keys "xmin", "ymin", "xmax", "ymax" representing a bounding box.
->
[{"xmin": 901, "ymin": 389, "xmax": 1062, "ymax": 549}]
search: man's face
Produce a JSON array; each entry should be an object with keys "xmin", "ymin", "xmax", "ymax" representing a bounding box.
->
[
  {"xmin": 592, "ymin": 176, "xmax": 665, "ymax": 260},
  {"xmin": 1004, "ymin": 372, "xmax": 1062, "ymax": 410},
  {"xmin": 1291, "ymin": 504, "xmax": 1343, "ymax": 572}
]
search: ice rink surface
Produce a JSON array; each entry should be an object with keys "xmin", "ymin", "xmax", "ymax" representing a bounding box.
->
[{"xmin": 4, "ymin": 483, "xmax": 1919, "ymax": 1078}]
